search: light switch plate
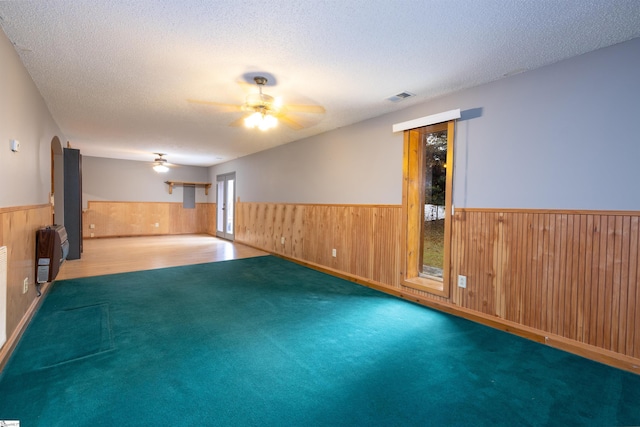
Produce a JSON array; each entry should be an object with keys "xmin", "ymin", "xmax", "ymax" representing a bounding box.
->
[{"xmin": 458, "ymin": 275, "xmax": 467, "ymax": 288}]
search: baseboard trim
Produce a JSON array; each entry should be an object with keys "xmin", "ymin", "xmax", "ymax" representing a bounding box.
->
[
  {"xmin": 0, "ymin": 282, "xmax": 52, "ymax": 372},
  {"xmin": 272, "ymin": 253, "xmax": 640, "ymax": 375}
]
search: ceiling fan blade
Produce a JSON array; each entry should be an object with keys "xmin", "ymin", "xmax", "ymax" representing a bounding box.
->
[
  {"xmin": 283, "ymin": 104, "xmax": 326, "ymax": 114},
  {"xmin": 148, "ymin": 161, "xmax": 179, "ymax": 168},
  {"xmin": 187, "ymin": 99, "xmax": 243, "ymax": 112},
  {"xmin": 229, "ymin": 116, "xmax": 247, "ymax": 127},
  {"xmin": 279, "ymin": 115, "xmax": 304, "ymax": 130}
]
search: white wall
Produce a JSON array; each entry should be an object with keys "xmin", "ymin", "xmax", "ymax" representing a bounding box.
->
[
  {"xmin": 210, "ymin": 37, "xmax": 640, "ymax": 210},
  {"xmin": 83, "ymin": 156, "xmax": 210, "ymax": 207},
  {"xmin": 0, "ymin": 29, "xmax": 65, "ymax": 208}
]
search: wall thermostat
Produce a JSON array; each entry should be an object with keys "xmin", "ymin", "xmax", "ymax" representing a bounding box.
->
[{"xmin": 10, "ymin": 139, "xmax": 20, "ymax": 152}]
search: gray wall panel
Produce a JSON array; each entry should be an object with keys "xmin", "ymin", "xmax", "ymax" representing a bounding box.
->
[
  {"xmin": 210, "ymin": 38, "xmax": 640, "ymax": 210},
  {"xmin": 0, "ymin": 30, "xmax": 65, "ymax": 208},
  {"xmin": 83, "ymin": 156, "xmax": 209, "ymax": 207}
]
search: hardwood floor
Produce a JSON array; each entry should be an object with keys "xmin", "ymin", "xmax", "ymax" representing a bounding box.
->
[{"xmin": 56, "ymin": 234, "xmax": 269, "ymax": 280}]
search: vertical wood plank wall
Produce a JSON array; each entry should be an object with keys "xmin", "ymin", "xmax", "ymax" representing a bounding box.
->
[
  {"xmin": 236, "ymin": 203, "xmax": 402, "ymax": 287},
  {"xmin": 0, "ymin": 204, "xmax": 52, "ymax": 337},
  {"xmin": 82, "ymin": 201, "xmax": 216, "ymax": 238},
  {"xmin": 451, "ymin": 209, "xmax": 640, "ymax": 361},
  {"xmin": 235, "ymin": 202, "xmax": 640, "ymax": 363}
]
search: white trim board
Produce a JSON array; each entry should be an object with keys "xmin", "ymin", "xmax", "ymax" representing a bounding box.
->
[{"xmin": 392, "ymin": 109, "xmax": 461, "ymax": 132}]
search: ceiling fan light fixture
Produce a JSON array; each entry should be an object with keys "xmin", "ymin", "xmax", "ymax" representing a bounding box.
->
[
  {"xmin": 261, "ymin": 113, "xmax": 278, "ymax": 130},
  {"xmin": 244, "ymin": 111, "xmax": 278, "ymax": 131},
  {"xmin": 152, "ymin": 153, "xmax": 169, "ymax": 173},
  {"xmin": 242, "ymin": 75, "xmax": 279, "ymax": 131}
]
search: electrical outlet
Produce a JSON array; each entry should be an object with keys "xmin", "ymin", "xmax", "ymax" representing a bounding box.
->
[
  {"xmin": 458, "ymin": 275, "xmax": 467, "ymax": 288},
  {"xmin": 90, "ymin": 232, "xmax": 95, "ymax": 238},
  {"xmin": 155, "ymin": 223, "xmax": 159, "ymax": 227},
  {"xmin": 281, "ymin": 236, "xmax": 285, "ymax": 244},
  {"xmin": 23, "ymin": 277, "xmax": 29, "ymax": 294},
  {"xmin": 89, "ymin": 223, "xmax": 95, "ymax": 229},
  {"xmin": 332, "ymin": 248, "xmax": 337, "ymax": 257}
]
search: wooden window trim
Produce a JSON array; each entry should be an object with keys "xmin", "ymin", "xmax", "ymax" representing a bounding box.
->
[{"xmin": 401, "ymin": 120, "xmax": 455, "ymax": 298}]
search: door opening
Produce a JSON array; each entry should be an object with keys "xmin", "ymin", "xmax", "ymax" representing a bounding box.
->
[
  {"xmin": 216, "ymin": 172, "xmax": 236, "ymax": 241},
  {"xmin": 401, "ymin": 120, "xmax": 455, "ymax": 297},
  {"xmin": 50, "ymin": 136, "xmax": 63, "ymax": 225}
]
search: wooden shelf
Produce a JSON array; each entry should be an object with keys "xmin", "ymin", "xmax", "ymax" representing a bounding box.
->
[{"xmin": 164, "ymin": 181, "xmax": 212, "ymax": 195}]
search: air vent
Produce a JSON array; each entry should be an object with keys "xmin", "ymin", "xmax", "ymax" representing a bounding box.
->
[{"xmin": 386, "ymin": 91, "xmax": 415, "ymax": 103}]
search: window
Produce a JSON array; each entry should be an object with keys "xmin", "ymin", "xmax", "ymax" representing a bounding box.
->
[{"xmin": 401, "ymin": 120, "xmax": 455, "ymax": 297}]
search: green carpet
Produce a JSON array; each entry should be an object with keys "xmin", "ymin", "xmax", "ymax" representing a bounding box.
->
[{"xmin": 0, "ymin": 256, "xmax": 638, "ymax": 426}]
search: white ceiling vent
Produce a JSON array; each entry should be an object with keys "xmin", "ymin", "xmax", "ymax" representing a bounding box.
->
[{"xmin": 387, "ymin": 92, "xmax": 415, "ymax": 103}]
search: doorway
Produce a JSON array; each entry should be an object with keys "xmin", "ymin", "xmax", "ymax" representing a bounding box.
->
[
  {"xmin": 216, "ymin": 172, "xmax": 236, "ymax": 241},
  {"xmin": 51, "ymin": 137, "xmax": 63, "ymax": 225},
  {"xmin": 401, "ymin": 120, "xmax": 455, "ymax": 298}
]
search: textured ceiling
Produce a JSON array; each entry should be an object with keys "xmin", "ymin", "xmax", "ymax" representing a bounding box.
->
[{"xmin": 1, "ymin": 0, "xmax": 639, "ymax": 167}]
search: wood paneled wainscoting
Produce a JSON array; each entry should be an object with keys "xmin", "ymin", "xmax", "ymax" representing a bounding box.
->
[
  {"xmin": 235, "ymin": 202, "xmax": 640, "ymax": 373},
  {"xmin": 83, "ymin": 201, "xmax": 216, "ymax": 238},
  {"xmin": 0, "ymin": 204, "xmax": 53, "ymax": 369},
  {"xmin": 236, "ymin": 203, "xmax": 402, "ymax": 286}
]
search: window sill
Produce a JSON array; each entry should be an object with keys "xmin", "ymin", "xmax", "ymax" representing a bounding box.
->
[{"xmin": 402, "ymin": 276, "xmax": 448, "ymax": 298}]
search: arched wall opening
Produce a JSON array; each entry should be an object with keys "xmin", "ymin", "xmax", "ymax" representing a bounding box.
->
[{"xmin": 50, "ymin": 136, "xmax": 64, "ymax": 225}]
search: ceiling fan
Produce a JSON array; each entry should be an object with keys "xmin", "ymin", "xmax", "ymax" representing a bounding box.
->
[
  {"xmin": 188, "ymin": 76, "xmax": 325, "ymax": 131},
  {"xmin": 152, "ymin": 153, "xmax": 170, "ymax": 173}
]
